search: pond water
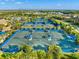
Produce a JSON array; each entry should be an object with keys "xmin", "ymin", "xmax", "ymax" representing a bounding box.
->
[
  {"xmin": 0, "ymin": 29, "xmax": 79, "ymax": 53},
  {"xmin": 0, "ymin": 18, "xmax": 79, "ymax": 53},
  {"xmin": 0, "ymin": 31, "xmax": 5, "ymax": 35}
]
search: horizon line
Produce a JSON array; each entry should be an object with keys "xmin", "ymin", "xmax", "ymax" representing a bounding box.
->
[{"xmin": 0, "ymin": 8, "xmax": 79, "ymax": 10}]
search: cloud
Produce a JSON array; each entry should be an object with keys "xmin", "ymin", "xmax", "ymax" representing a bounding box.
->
[
  {"xmin": 5, "ymin": 0, "xmax": 15, "ymax": 1},
  {"xmin": 5, "ymin": 0, "xmax": 9, "ymax": 2},
  {"xmin": 11, "ymin": 0, "xmax": 15, "ymax": 1},
  {"xmin": 0, "ymin": 2, "xmax": 5, "ymax": 5},
  {"xmin": 57, "ymin": 3, "xmax": 62, "ymax": 7},
  {"xmin": 15, "ymin": 2, "xmax": 23, "ymax": 4}
]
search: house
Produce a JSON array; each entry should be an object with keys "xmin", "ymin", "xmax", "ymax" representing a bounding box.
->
[
  {"xmin": 0, "ymin": 19, "xmax": 8, "ymax": 26},
  {"xmin": 74, "ymin": 16, "xmax": 79, "ymax": 23}
]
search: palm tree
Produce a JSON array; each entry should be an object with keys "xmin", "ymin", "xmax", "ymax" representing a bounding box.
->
[
  {"xmin": 48, "ymin": 45, "xmax": 63, "ymax": 59},
  {"xmin": 37, "ymin": 50, "xmax": 46, "ymax": 59}
]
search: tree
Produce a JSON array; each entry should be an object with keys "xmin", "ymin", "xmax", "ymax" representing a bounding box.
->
[
  {"xmin": 28, "ymin": 51, "xmax": 38, "ymax": 59},
  {"xmin": 37, "ymin": 50, "xmax": 46, "ymax": 59},
  {"xmin": 22, "ymin": 45, "xmax": 33, "ymax": 53},
  {"xmin": 48, "ymin": 45, "xmax": 63, "ymax": 59}
]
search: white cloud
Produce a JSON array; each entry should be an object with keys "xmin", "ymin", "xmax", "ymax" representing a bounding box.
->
[
  {"xmin": 5, "ymin": 0, "xmax": 15, "ymax": 1},
  {"xmin": 0, "ymin": 2, "xmax": 5, "ymax": 5},
  {"xmin": 5, "ymin": 0, "xmax": 9, "ymax": 2},
  {"xmin": 15, "ymin": 2, "xmax": 23, "ymax": 4},
  {"xmin": 11, "ymin": 0, "xmax": 15, "ymax": 1},
  {"xmin": 57, "ymin": 3, "xmax": 62, "ymax": 7}
]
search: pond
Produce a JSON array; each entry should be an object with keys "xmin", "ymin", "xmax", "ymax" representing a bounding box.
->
[
  {"xmin": 0, "ymin": 28, "xmax": 79, "ymax": 53},
  {"xmin": 0, "ymin": 18, "xmax": 79, "ymax": 53},
  {"xmin": 0, "ymin": 31, "xmax": 5, "ymax": 35}
]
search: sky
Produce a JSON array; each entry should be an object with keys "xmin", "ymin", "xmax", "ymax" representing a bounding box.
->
[{"xmin": 0, "ymin": 0, "xmax": 79, "ymax": 10}]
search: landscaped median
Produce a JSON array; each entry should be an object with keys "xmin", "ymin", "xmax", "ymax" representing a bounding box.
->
[{"xmin": 51, "ymin": 19, "xmax": 79, "ymax": 44}]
